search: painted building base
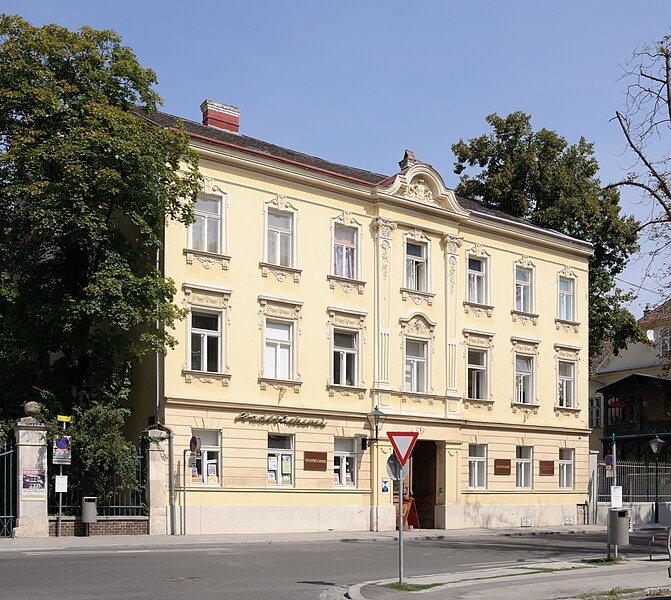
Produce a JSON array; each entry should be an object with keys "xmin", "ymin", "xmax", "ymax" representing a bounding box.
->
[
  {"xmin": 177, "ymin": 504, "xmax": 371, "ymax": 535},
  {"xmin": 437, "ymin": 503, "xmax": 580, "ymax": 529}
]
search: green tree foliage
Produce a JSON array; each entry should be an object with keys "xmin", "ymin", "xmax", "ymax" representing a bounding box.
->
[
  {"xmin": 0, "ymin": 16, "xmax": 201, "ymax": 444},
  {"xmin": 452, "ymin": 112, "xmax": 645, "ymax": 360}
]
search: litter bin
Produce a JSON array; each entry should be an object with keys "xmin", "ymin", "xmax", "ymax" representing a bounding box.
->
[
  {"xmin": 607, "ymin": 508, "xmax": 629, "ymax": 546},
  {"xmin": 82, "ymin": 497, "xmax": 97, "ymax": 524}
]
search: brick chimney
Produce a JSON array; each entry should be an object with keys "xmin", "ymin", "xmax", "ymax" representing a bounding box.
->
[{"xmin": 200, "ymin": 99, "xmax": 240, "ymax": 133}]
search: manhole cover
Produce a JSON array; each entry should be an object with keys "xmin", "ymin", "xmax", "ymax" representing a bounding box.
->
[{"xmin": 162, "ymin": 577, "xmax": 204, "ymax": 583}]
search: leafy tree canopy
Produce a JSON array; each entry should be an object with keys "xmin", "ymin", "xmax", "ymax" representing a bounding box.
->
[
  {"xmin": 0, "ymin": 16, "xmax": 201, "ymax": 432},
  {"xmin": 452, "ymin": 111, "xmax": 645, "ymax": 360}
]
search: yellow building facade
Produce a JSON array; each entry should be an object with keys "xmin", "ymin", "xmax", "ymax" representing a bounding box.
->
[{"xmin": 137, "ymin": 100, "xmax": 593, "ymax": 534}]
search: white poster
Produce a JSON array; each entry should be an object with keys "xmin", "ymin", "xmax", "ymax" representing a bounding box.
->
[{"xmin": 611, "ymin": 485, "xmax": 623, "ymax": 508}]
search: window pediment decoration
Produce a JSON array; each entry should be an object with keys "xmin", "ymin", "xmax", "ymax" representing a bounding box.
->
[
  {"xmin": 375, "ymin": 162, "xmax": 469, "ymax": 217},
  {"xmin": 515, "ymin": 255, "xmax": 535, "ymax": 269},
  {"xmin": 327, "ymin": 307, "xmax": 367, "ymax": 340},
  {"xmin": 258, "ymin": 295, "xmax": 303, "ymax": 332},
  {"xmin": 554, "ymin": 344, "xmax": 580, "ymax": 361},
  {"xmin": 511, "ymin": 337, "xmax": 540, "ymax": 357},
  {"xmin": 399, "ymin": 313, "xmax": 437, "ymax": 345},
  {"xmin": 463, "ymin": 330, "xmax": 494, "ymax": 351},
  {"xmin": 265, "ymin": 194, "xmax": 298, "ymax": 213},
  {"xmin": 559, "ymin": 265, "xmax": 577, "ymax": 279},
  {"xmin": 182, "ymin": 284, "xmax": 232, "ymax": 311}
]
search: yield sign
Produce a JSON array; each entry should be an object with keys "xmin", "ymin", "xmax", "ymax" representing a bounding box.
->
[{"xmin": 387, "ymin": 431, "xmax": 419, "ymax": 466}]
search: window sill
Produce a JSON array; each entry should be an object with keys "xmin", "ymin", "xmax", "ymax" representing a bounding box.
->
[
  {"xmin": 258, "ymin": 377, "xmax": 302, "ymax": 394},
  {"xmin": 328, "ymin": 275, "xmax": 365, "ymax": 294},
  {"xmin": 511, "ymin": 310, "xmax": 538, "ymax": 325},
  {"xmin": 401, "ymin": 287, "xmax": 435, "ymax": 306},
  {"xmin": 183, "ymin": 369, "xmax": 230, "ymax": 386},
  {"xmin": 328, "ymin": 384, "xmax": 367, "ymax": 400},
  {"xmin": 511, "ymin": 402, "xmax": 539, "ymax": 415},
  {"xmin": 555, "ymin": 318, "xmax": 580, "ymax": 333},
  {"xmin": 555, "ymin": 405, "xmax": 581, "ymax": 418},
  {"xmin": 184, "ymin": 248, "xmax": 231, "ymax": 270},
  {"xmin": 463, "ymin": 397, "xmax": 494, "ymax": 411},
  {"xmin": 259, "ymin": 261, "xmax": 301, "ymax": 283},
  {"xmin": 463, "ymin": 301, "xmax": 494, "ymax": 317}
]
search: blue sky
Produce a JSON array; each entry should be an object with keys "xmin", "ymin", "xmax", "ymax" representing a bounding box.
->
[{"xmin": 5, "ymin": 1, "xmax": 671, "ymax": 315}]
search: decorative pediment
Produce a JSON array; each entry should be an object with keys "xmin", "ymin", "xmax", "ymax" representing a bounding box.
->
[
  {"xmin": 375, "ymin": 160, "xmax": 469, "ymax": 217},
  {"xmin": 399, "ymin": 312, "xmax": 437, "ymax": 340}
]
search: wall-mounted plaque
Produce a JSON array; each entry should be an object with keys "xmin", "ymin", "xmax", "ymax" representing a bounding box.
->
[
  {"xmin": 539, "ymin": 460, "xmax": 555, "ymax": 476},
  {"xmin": 494, "ymin": 459, "xmax": 511, "ymax": 475},
  {"xmin": 304, "ymin": 451, "xmax": 327, "ymax": 472}
]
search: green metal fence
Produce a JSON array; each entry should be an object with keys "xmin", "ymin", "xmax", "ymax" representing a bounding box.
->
[
  {"xmin": 0, "ymin": 436, "xmax": 16, "ymax": 537},
  {"xmin": 48, "ymin": 446, "xmax": 147, "ymax": 517}
]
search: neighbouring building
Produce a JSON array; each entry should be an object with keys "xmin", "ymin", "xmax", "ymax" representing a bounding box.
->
[
  {"xmin": 590, "ymin": 300, "xmax": 671, "ymax": 461},
  {"xmin": 131, "ymin": 100, "xmax": 593, "ymax": 535}
]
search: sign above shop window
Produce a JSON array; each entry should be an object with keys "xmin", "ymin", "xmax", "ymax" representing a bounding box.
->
[
  {"xmin": 539, "ymin": 460, "xmax": 555, "ymax": 476},
  {"xmin": 494, "ymin": 459, "xmax": 511, "ymax": 475},
  {"xmin": 304, "ymin": 451, "xmax": 328, "ymax": 471},
  {"xmin": 235, "ymin": 412, "xmax": 326, "ymax": 428}
]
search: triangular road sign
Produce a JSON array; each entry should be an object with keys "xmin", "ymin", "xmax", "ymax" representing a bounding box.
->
[{"xmin": 387, "ymin": 431, "xmax": 419, "ymax": 466}]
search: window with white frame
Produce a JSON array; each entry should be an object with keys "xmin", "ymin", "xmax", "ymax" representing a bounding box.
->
[
  {"xmin": 467, "ymin": 348, "xmax": 487, "ymax": 400},
  {"xmin": 333, "ymin": 331, "xmax": 357, "ymax": 386},
  {"xmin": 515, "ymin": 354, "xmax": 534, "ymax": 404},
  {"xmin": 515, "ymin": 266, "xmax": 533, "ymax": 313},
  {"xmin": 191, "ymin": 429, "xmax": 220, "ymax": 485},
  {"xmin": 190, "ymin": 196, "xmax": 221, "ymax": 254},
  {"xmin": 468, "ymin": 444, "xmax": 487, "ymax": 488},
  {"xmin": 267, "ymin": 434, "xmax": 293, "ymax": 486},
  {"xmin": 557, "ymin": 360, "xmax": 576, "ymax": 407},
  {"xmin": 405, "ymin": 241, "xmax": 427, "ymax": 292},
  {"xmin": 405, "ymin": 339, "xmax": 428, "ymax": 393},
  {"xmin": 516, "ymin": 446, "xmax": 532, "ymax": 488},
  {"xmin": 267, "ymin": 209, "xmax": 293, "ymax": 267},
  {"xmin": 334, "ymin": 438, "xmax": 357, "ymax": 486},
  {"xmin": 559, "ymin": 448, "xmax": 574, "ymax": 488},
  {"xmin": 190, "ymin": 311, "xmax": 221, "ymax": 373},
  {"xmin": 558, "ymin": 276, "xmax": 575, "ymax": 321},
  {"xmin": 589, "ymin": 397, "xmax": 602, "ymax": 428},
  {"xmin": 334, "ymin": 225, "xmax": 357, "ymax": 279},
  {"xmin": 467, "ymin": 256, "xmax": 487, "ymax": 304},
  {"xmin": 264, "ymin": 320, "xmax": 293, "ymax": 380}
]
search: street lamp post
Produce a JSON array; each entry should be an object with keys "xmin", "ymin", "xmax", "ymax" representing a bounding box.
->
[
  {"xmin": 364, "ymin": 406, "xmax": 387, "ymax": 449},
  {"xmin": 649, "ymin": 435, "xmax": 664, "ymax": 524}
]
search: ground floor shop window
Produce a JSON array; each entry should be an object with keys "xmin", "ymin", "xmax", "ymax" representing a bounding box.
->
[
  {"xmin": 268, "ymin": 434, "xmax": 294, "ymax": 486},
  {"xmin": 334, "ymin": 437, "xmax": 357, "ymax": 486},
  {"xmin": 468, "ymin": 444, "xmax": 486, "ymax": 489},
  {"xmin": 191, "ymin": 429, "xmax": 220, "ymax": 485}
]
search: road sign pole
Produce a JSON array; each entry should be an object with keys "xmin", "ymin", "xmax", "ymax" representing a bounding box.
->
[
  {"xmin": 57, "ymin": 420, "xmax": 66, "ymax": 538},
  {"xmin": 398, "ymin": 474, "xmax": 404, "ymax": 584}
]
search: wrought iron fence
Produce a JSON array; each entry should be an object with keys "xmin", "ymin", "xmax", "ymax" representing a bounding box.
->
[
  {"xmin": 597, "ymin": 460, "xmax": 671, "ymax": 502},
  {"xmin": 0, "ymin": 436, "xmax": 16, "ymax": 537},
  {"xmin": 48, "ymin": 446, "xmax": 147, "ymax": 517}
]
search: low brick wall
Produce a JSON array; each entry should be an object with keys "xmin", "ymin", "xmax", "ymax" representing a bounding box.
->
[{"xmin": 49, "ymin": 517, "xmax": 148, "ymax": 536}]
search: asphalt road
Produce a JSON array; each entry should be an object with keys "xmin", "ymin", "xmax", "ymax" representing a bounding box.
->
[{"xmin": 0, "ymin": 532, "xmax": 656, "ymax": 600}]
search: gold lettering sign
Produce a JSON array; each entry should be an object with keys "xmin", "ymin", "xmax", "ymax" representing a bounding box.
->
[
  {"xmin": 304, "ymin": 451, "xmax": 328, "ymax": 472},
  {"xmin": 235, "ymin": 412, "xmax": 326, "ymax": 428},
  {"xmin": 494, "ymin": 459, "xmax": 511, "ymax": 476}
]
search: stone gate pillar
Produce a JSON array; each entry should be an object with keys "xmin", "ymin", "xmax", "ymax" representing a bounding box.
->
[
  {"xmin": 13, "ymin": 416, "xmax": 49, "ymax": 538},
  {"xmin": 146, "ymin": 429, "xmax": 168, "ymax": 535}
]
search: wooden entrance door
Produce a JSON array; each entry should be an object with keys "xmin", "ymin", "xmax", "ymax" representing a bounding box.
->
[{"xmin": 411, "ymin": 440, "xmax": 436, "ymax": 528}]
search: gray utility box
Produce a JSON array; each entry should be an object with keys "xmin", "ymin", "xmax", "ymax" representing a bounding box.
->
[
  {"xmin": 82, "ymin": 497, "xmax": 98, "ymax": 524},
  {"xmin": 607, "ymin": 508, "xmax": 630, "ymax": 545}
]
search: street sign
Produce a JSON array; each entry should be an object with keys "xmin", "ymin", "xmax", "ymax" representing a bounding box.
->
[
  {"xmin": 57, "ymin": 415, "xmax": 72, "ymax": 423},
  {"xmin": 387, "ymin": 431, "xmax": 419, "ymax": 466},
  {"xmin": 386, "ymin": 454, "xmax": 409, "ymax": 481},
  {"xmin": 189, "ymin": 435, "xmax": 201, "ymax": 453},
  {"xmin": 604, "ymin": 454, "xmax": 614, "ymax": 466},
  {"xmin": 53, "ymin": 436, "xmax": 71, "ymax": 465}
]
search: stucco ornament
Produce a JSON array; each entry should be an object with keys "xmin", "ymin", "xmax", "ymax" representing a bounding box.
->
[{"xmin": 406, "ymin": 178, "xmax": 434, "ymax": 204}]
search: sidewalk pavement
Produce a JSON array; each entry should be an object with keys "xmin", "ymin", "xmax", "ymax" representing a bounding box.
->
[{"xmin": 0, "ymin": 524, "xmax": 609, "ymax": 552}]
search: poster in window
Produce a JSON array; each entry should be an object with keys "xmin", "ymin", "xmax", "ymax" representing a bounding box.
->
[
  {"xmin": 281, "ymin": 473, "xmax": 291, "ymax": 484},
  {"xmin": 191, "ymin": 466, "xmax": 200, "ymax": 483},
  {"xmin": 268, "ymin": 456, "xmax": 278, "ymax": 471},
  {"xmin": 281, "ymin": 454, "xmax": 292, "ymax": 475},
  {"xmin": 207, "ymin": 462, "xmax": 218, "ymax": 484},
  {"xmin": 267, "ymin": 470, "xmax": 276, "ymax": 483}
]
